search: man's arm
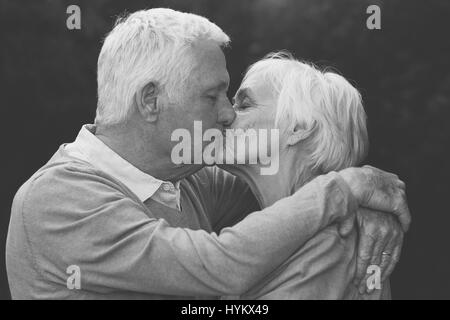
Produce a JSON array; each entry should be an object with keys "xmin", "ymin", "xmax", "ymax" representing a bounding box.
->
[
  {"xmin": 24, "ymin": 165, "xmax": 355, "ymax": 297},
  {"xmin": 205, "ymin": 164, "xmax": 410, "ymax": 293},
  {"xmin": 206, "ymin": 165, "xmax": 409, "ymax": 292}
]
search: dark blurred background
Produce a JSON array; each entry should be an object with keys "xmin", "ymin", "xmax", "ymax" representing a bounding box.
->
[{"xmin": 1, "ymin": 0, "xmax": 449, "ymax": 299}]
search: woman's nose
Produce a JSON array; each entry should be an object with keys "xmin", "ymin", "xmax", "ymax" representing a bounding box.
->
[{"xmin": 218, "ymin": 101, "xmax": 236, "ymax": 127}]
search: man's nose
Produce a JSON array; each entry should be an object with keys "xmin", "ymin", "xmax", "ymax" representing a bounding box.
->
[{"xmin": 217, "ymin": 99, "xmax": 236, "ymax": 127}]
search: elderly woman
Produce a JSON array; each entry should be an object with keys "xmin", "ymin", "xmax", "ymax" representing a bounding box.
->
[{"xmin": 222, "ymin": 52, "xmax": 390, "ymax": 299}]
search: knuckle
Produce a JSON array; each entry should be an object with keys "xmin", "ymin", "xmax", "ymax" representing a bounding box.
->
[
  {"xmin": 359, "ymin": 254, "xmax": 372, "ymax": 262},
  {"xmin": 362, "ymin": 166, "xmax": 374, "ymax": 178},
  {"xmin": 393, "ymin": 223, "xmax": 403, "ymax": 236},
  {"xmin": 364, "ymin": 231, "xmax": 378, "ymax": 244},
  {"xmin": 363, "ymin": 220, "xmax": 378, "ymax": 233},
  {"xmin": 393, "ymin": 198, "xmax": 402, "ymax": 214},
  {"xmin": 379, "ymin": 225, "xmax": 390, "ymax": 237},
  {"xmin": 399, "ymin": 190, "xmax": 407, "ymax": 204},
  {"xmin": 391, "ymin": 228, "xmax": 399, "ymax": 238}
]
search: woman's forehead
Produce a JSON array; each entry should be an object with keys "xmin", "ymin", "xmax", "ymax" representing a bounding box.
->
[{"xmin": 238, "ymin": 74, "xmax": 277, "ymax": 103}]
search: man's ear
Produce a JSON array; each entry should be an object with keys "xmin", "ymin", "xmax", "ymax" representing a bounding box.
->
[
  {"xmin": 135, "ymin": 82, "xmax": 159, "ymax": 122},
  {"xmin": 286, "ymin": 123, "xmax": 315, "ymax": 146}
]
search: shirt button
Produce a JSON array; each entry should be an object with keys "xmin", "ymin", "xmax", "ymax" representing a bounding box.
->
[{"xmin": 163, "ymin": 184, "xmax": 170, "ymax": 191}]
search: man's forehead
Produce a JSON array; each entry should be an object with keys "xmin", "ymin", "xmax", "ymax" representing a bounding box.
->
[
  {"xmin": 196, "ymin": 67, "xmax": 229, "ymax": 92},
  {"xmin": 189, "ymin": 40, "xmax": 229, "ymax": 90}
]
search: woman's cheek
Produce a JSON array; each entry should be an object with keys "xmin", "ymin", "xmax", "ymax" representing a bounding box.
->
[{"xmin": 230, "ymin": 112, "xmax": 250, "ymax": 129}]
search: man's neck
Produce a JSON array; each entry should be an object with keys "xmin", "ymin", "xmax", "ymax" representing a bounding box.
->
[{"xmin": 95, "ymin": 124, "xmax": 201, "ymax": 182}]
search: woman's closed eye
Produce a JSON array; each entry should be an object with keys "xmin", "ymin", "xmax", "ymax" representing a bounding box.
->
[{"xmin": 234, "ymin": 97, "xmax": 254, "ymax": 111}]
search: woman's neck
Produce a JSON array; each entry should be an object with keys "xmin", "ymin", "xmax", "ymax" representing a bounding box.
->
[{"xmin": 231, "ymin": 149, "xmax": 315, "ymax": 209}]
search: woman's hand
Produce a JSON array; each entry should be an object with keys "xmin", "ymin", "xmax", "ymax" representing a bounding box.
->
[
  {"xmin": 339, "ymin": 165, "xmax": 410, "ymax": 293},
  {"xmin": 353, "ymin": 208, "xmax": 404, "ymax": 294}
]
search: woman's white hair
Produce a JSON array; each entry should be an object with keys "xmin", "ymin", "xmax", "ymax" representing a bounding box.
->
[
  {"xmin": 96, "ymin": 8, "xmax": 230, "ymax": 125},
  {"xmin": 243, "ymin": 52, "xmax": 369, "ymax": 172}
]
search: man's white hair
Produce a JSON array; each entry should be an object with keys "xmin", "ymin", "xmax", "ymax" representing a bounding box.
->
[
  {"xmin": 96, "ymin": 8, "xmax": 230, "ymax": 125},
  {"xmin": 243, "ymin": 52, "xmax": 369, "ymax": 172}
]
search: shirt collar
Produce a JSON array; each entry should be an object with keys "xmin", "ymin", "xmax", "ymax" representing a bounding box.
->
[{"xmin": 64, "ymin": 124, "xmax": 179, "ymax": 203}]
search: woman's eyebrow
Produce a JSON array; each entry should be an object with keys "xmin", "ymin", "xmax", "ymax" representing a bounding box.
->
[{"xmin": 234, "ymin": 88, "xmax": 250, "ymax": 102}]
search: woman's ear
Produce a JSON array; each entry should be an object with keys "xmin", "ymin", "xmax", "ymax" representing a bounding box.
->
[
  {"xmin": 135, "ymin": 82, "xmax": 159, "ymax": 122},
  {"xmin": 286, "ymin": 123, "xmax": 315, "ymax": 146}
]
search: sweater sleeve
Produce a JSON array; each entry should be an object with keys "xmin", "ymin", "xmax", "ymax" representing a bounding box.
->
[{"xmin": 23, "ymin": 163, "xmax": 357, "ymax": 297}]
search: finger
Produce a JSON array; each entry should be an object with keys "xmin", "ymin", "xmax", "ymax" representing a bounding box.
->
[
  {"xmin": 361, "ymin": 167, "xmax": 411, "ymax": 231},
  {"xmin": 362, "ymin": 165, "xmax": 378, "ymax": 171},
  {"xmin": 378, "ymin": 241, "xmax": 396, "ymax": 279},
  {"xmin": 378, "ymin": 236, "xmax": 398, "ymax": 283},
  {"xmin": 354, "ymin": 233, "xmax": 376, "ymax": 288},
  {"xmin": 382, "ymin": 232, "xmax": 404, "ymax": 281},
  {"xmin": 372, "ymin": 188, "xmax": 410, "ymax": 232},
  {"xmin": 363, "ymin": 165, "xmax": 398, "ymax": 182},
  {"xmin": 338, "ymin": 214, "xmax": 355, "ymax": 237},
  {"xmin": 397, "ymin": 179, "xmax": 406, "ymax": 190},
  {"xmin": 362, "ymin": 233, "xmax": 389, "ymax": 294},
  {"xmin": 394, "ymin": 190, "xmax": 411, "ymax": 232}
]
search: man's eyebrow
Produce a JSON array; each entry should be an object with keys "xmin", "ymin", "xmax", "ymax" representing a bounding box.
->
[{"xmin": 205, "ymin": 80, "xmax": 229, "ymax": 93}]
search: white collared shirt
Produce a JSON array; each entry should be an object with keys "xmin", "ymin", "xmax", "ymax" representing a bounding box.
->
[{"xmin": 64, "ymin": 124, "xmax": 181, "ymax": 210}]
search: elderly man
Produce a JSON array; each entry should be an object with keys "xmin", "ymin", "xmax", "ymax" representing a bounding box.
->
[{"xmin": 6, "ymin": 8, "xmax": 409, "ymax": 299}]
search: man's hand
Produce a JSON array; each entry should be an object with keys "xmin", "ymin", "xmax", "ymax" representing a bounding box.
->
[
  {"xmin": 339, "ymin": 165, "xmax": 411, "ymax": 232},
  {"xmin": 353, "ymin": 208, "xmax": 404, "ymax": 293}
]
